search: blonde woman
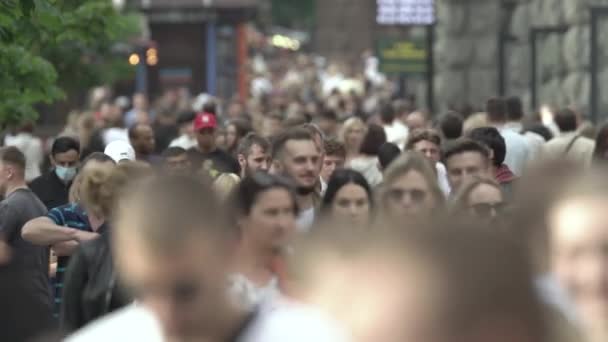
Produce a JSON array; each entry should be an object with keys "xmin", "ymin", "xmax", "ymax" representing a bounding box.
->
[{"xmin": 339, "ymin": 117, "xmax": 367, "ymax": 164}]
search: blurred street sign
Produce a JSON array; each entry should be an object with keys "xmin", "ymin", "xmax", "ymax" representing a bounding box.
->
[
  {"xmin": 377, "ymin": 38, "xmax": 427, "ymax": 75},
  {"xmin": 376, "ymin": 0, "xmax": 435, "ymax": 25}
]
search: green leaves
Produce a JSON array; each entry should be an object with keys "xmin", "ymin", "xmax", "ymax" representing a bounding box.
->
[{"xmin": 0, "ymin": 0, "xmax": 140, "ymax": 127}]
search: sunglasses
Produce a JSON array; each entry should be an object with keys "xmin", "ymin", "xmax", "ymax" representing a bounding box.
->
[
  {"xmin": 470, "ymin": 202, "xmax": 506, "ymax": 218},
  {"xmin": 387, "ymin": 188, "xmax": 428, "ymax": 203}
]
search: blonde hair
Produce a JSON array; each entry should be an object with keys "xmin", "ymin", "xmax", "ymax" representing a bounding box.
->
[
  {"xmin": 463, "ymin": 112, "xmax": 488, "ymax": 134},
  {"xmin": 381, "ymin": 152, "xmax": 445, "ymax": 209},
  {"xmin": 449, "ymin": 177, "xmax": 502, "ymax": 215},
  {"xmin": 213, "ymin": 173, "xmax": 241, "ymax": 201},
  {"xmin": 339, "ymin": 117, "xmax": 367, "ymax": 144},
  {"xmin": 80, "ymin": 161, "xmax": 152, "ymax": 218}
]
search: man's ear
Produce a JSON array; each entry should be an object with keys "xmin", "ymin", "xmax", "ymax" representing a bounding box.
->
[
  {"xmin": 270, "ymin": 160, "xmax": 283, "ymax": 175},
  {"xmin": 237, "ymin": 154, "xmax": 246, "ymax": 167},
  {"xmin": 49, "ymin": 155, "xmax": 56, "ymax": 167}
]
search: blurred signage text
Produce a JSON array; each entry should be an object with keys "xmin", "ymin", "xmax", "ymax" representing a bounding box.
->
[
  {"xmin": 377, "ymin": 0, "xmax": 435, "ymax": 25},
  {"xmin": 377, "ymin": 38, "xmax": 427, "ymax": 75}
]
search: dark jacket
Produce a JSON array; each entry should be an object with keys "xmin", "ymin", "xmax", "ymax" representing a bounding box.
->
[{"xmin": 61, "ymin": 226, "xmax": 131, "ymax": 332}]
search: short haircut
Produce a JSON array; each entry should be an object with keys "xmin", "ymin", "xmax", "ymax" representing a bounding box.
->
[
  {"xmin": 406, "ymin": 129, "xmax": 442, "ymax": 150},
  {"xmin": 51, "ymin": 136, "xmax": 80, "ymax": 156},
  {"xmin": 115, "ymin": 175, "xmax": 230, "ymax": 251},
  {"xmin": 380, "ymin": 104, "xmax": 395, "ymax": 124},
  {"xmin": 506, "ymin": 96, "xmax": 524, "ymax": 121},
  {"xmin": 128, "ymin": 123, "xmax": 151, "ymax": 139},
  {"xmin": 443, "ymin": 138, "xmax": 491, "ymax": 165},
  {"xmin": 0, "ymin": 146, "xmax": 26, "ymax": 171},
  {"xmin": 228, "ymin": 118, "xmax": 253, "ymax": 139},
  {"xmin": 272, "ymin": 128, "xmax": 314, "ymax": 160},
  {"xmin": 323, "ymin": 139, "xmax": 346, "ymax": 159},
  {"xmin": 437, "ymin": 111, "xmax": 463, "ymax": 140},
  {"xmin": 377, "ymin": 142, "xmax": 402, "ymax": 170},
  {"xmin": 302, "ymin": 123, "xmax": 326, "ymax": 143},
  {"xmin": 553, "ymin": 108, "xmax": 578, "ymax": 132},
  {"xmin": 237, "ymin": 133, "xmax": 271, "ymax": 157},
  {"xmin": 359, "ymin": 124, "xmax": 387, "ymax": 156},
  {"xmin": 82, "ymin": 152, "xmax": 115, "ymax": 166},
  {"xmin": 485, "ymin": 97, "xmax": 507, "ymax": 122},
  {"xmin": 161, "ymin": 146, "xmax": 188, "ymax": 159},
  {"xmin": 468, "ymin": 127, "xmax": 506, "ymax": 167}
]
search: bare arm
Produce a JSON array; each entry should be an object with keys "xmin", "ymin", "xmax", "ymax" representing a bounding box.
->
[
  {"xmin": 21, "ymin": 217, "xmax": 79, "ymax": 246},
  {"xmin": 52, "ymin": 240, "xmax": 80, "ymax": 257}
]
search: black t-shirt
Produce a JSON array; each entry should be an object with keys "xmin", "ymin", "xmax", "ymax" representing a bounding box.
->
[
  {"xmin": 187, "ymin": 148, "xmax": 241, "ymax": 176},
  {"xmin": 153, "ymin": 123, "xmax": 179, "ymax": 154},
  {"xmin": 0, "ymin": 188, "xmax": 55, "ymax": 341},
  {"xmin": 29, "ymin": 170, "xmax": 72, "ymax": 210}
]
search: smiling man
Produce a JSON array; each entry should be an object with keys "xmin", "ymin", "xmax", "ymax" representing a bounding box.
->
[{"xmin": 271, "ymin": 128, "xmax": 321, "ymax": 233}]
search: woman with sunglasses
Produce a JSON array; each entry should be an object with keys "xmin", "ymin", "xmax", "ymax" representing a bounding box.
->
[
  {"xmin": 450, "ymin": 177, "xmax": 505, "ymax": 222},
  {"xmin": 227, "ymin": 172, "xmax": 298, "ymax": 310},
  {"xmin": 380, "ymin": 152, "xmax": 445, "ymax": 224},
  {"xmin": 321, "ymin": 169, "xmax": 373, "ymax": 226}
]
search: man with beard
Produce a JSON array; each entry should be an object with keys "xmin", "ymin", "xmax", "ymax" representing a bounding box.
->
[
  {"xmin": 237, "ymin": 133, "xmax": 271, "ymax": 179},
  {"xmin": 271, "ymin": 128, "xmax": 321, "ymax": 233}
]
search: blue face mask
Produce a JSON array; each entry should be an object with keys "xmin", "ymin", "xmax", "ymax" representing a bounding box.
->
[{"xmin": 55, "ymin": 166, "xmax": 77, "ymax": 182}]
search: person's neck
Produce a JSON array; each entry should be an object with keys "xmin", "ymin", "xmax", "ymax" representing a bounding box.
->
[
  {"xmin": 235, "ymin": 239, "xmax": 276, "ymax": 283},
  {"xmin": 297, "ymin": 192, "xmax": 314, "ymax": 211},
  {"xmin": 136, "ymin": 152, "xmax": 149, "ymax": 160},
  {"xmin": 4, "ymin": 181, "xmax": 27, "ymax": 198},
  {"xmin": 88, "ymin": 213, "xmax": 106, "ymax": 232}
]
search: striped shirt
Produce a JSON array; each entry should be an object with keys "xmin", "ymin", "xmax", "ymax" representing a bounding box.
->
[{"xmin": 47, "ymin": 203, "xmax": 91, "ymax": 315}]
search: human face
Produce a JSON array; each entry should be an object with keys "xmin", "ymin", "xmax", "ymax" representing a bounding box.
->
[
  {"xmin": 467, "ymin": 183, "xmax": 504, "ymax": 220},
  {"xmin": 164, "ymin": 154, "xmax": 191, "ymax": 176},
  {"xmin": 133, "ymin": 125, "xmax": 155, "ymax": 155},
  {"xmin": 52, "ymin": 149, "xmax": 80, "ymax": 168},
  {"xmin": 319, "ymin": 118, "xmax": 337, "ymax": 137},
  {"xmin": 240, "ymin": 188, "xmax": 296, "ymax": 251},
  {"xmin": 320, "ymin": 155, "xmax": 345, "ymax": 182},
  {"xmin": 405, "ymin": 112, "xmax": 427, "ymax": 131},
  {"xmin": 115, "ymin": 232, "xmax": 233, "ymax": 341},
  {"xmin": 345, "ymin": 124, "xmax": 365, "ymax": 151},
  {"xmin": 226, "ymin": 124, "xmax": 238, "ymax": 150},
  {"xmin": 550, "ymin": 197, "xmax": 608, "ymax": 335},
  {"xmin": 331, "ymin": 183, "xmax": 371, "ymax": 224},
  {"xmin": 412, "ymin": 140, "xmax": 441, "ymax": 163},
  {"xmin": 278, "ymin": 140, "xmax": 321, "ymax": 191},
  {"xmin": 385, "ymin": 170, "xmax": 435, "ymax": 220},
  {"xmin": 446, "ymin": 152, "xmax": 489, "ymax": 191},
  {"xmin": 239, "ymin": 144, "xmax": 269, "ymax": 177},
  {"xmin": 196, "ymin": 128, "xmax": 216, "ymax": 151}
]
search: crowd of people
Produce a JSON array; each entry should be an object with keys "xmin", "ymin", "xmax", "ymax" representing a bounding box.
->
[{"xmin": 2, "ymin": 53, "xmax": 608, "ymax": 342}]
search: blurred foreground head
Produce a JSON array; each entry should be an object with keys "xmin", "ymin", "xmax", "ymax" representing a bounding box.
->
[
  {"xmin": 548, "ymin": 168, "xmax": 608, "ymax": 342},
  {"xmin": 288, "ymin": 222, "xmax": 546, "ymax": 342},
  {"xmin": 114, "ymin": 175, "xmax": 237, "ymax": 341}
]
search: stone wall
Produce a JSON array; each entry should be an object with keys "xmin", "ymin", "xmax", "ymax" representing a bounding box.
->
[{"xmin": 434, "ymin": 0, "xmax": 608, "ymax": 120}]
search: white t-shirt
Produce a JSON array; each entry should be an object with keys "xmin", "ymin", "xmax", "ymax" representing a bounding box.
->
[
  {"xmin": 169, "ymin": 134, "xmax": 198, "ymax": 150},
  {"xmin": 4, "ymin": 133, "xmax": 43, "ymax": 181},
  {"xmin": 296, "ymin": 207, "xmax": 315, "ymax": 233},
  {"xmin": 436, "ymin": 162, "xmax": 451, "ymax": 196},
  {"xmin": 383, "ymin": 121, "xmax": 409, "ymax": 149},
  {"xmin": 229, "ymin": 274, "xmax": 280, "ymax": 311},
  {"xmin": 499, "ymin": 128, "xmax": 531, "ymax": 176}
]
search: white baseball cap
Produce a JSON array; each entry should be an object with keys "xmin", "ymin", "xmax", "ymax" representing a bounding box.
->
[{"xmin": 104, "ymin": 140, "xmax": 136, "ymax": 163}]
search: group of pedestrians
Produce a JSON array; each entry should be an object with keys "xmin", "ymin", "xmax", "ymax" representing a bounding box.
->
[{"xmin": 2, "ymin": 77, "xmax": 608, "ymax": 342}]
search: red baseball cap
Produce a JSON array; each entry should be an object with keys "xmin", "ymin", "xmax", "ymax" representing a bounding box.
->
[{"xmin": 193, "ymin": 112, "xmax": 217, "ymax": 131}]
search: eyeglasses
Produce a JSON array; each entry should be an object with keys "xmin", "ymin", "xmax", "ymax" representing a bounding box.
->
[
  {"xmin": 387, "ymin": 188, "xmax": 428, "ymax": 204},
  {"xmin": 470, "ymin": 202, "xmax": 506, "ymax": 218}
]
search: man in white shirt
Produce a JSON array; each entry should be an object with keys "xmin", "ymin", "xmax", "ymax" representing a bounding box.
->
[
  {"xmin": 486, "ymin": 98, "xmax": 531, "ymax": 176},
  {"xmin": 505, "ymin": 96, "xmax": 545, "ymax": 158},
  {"xmin": 380, "ymin": 104, "xmax": 409, "ymax": 149}
]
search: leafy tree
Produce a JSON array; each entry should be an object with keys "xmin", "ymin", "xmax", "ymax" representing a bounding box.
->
[{"xmin": 0, "ymin": 0, "xmax": 140, "ymax": 127}]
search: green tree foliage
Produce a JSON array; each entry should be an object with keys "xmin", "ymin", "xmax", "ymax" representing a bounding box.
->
[{"xmin": 0, "ymin": 0, "xmax": 140, "ymax": 127}]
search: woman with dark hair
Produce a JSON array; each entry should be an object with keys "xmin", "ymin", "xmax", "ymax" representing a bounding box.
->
[
  {"xmin": 226, "ymin": 118, "xmax": 253, "ymax": 156},
  {"xmin": 228, "ymin": 172, "xmax": 298, "ymax": 310},
  {"xmin": 593, "ymin": 121, "xmax": 608, "ymax": 163},
  {"xmin": 347, "ymin": 124, "xmax": 387, "ymax": 187},
  {"xmin": 321, "ymin": 169, "xmax": 373, "ymax": 225}
]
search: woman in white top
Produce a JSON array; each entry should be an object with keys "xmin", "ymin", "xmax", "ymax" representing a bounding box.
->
[
  {"xmin": 346, "ymin": 124, "xmax": 386, "ymax": 188},
  {"xmin": 339, "ymin": 117, "xmax": 367, "ymax": 165},
  {"xmin": 228, "ymin": 172, "xmax": 298, "ymax": 310}
]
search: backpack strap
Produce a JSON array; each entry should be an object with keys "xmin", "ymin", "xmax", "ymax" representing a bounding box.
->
[{"xmin": 563, "ymin": 134, "xmax": 582, "ymax": 156}]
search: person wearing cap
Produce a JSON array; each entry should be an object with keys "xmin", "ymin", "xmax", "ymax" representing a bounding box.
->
[
  {"xmin": 188, "ymin": 112, "xmax": 240, "ymax": 176},
  {"xmin": 104, "ymin": 140, "xmax": 136, "ymax": 164}
]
